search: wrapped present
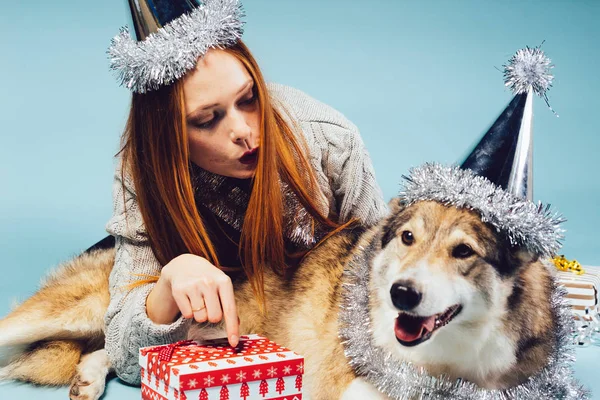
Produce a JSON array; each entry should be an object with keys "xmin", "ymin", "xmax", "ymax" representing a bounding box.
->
[
  {"xmin": 553, "ymin": 256, "xmax": 600, "ymax": 346},
  {"xmin": 554, "ymin": 257, "xmax": 600, "ymax": 318},
  {"xmin": 139, "ymin": 335, "xmax": 304, "ymax": 400}
]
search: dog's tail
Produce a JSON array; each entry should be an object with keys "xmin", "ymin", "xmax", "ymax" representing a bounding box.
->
[
  {"xmin": 0, "ymin": 340, "xmax": 85, "ymax": 385},
  {"xmin": 0, "ymin": 248, "xmax": 115, "ymax": 385}
]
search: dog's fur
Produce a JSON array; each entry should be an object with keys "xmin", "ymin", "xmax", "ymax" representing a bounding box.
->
[{"xmin": 0, "ymin": 200, "xmax": 557, "ymax": 399}]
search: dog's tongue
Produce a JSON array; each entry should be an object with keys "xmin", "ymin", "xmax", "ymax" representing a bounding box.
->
[{"xmin": 394, "ymin": 313, "xmax": 436, "ymax": 342}]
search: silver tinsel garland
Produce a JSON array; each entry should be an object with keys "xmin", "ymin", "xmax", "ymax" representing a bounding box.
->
[
  {"xmin": 573, "ymin": 307, "xmax": 600, "ymax": 347},
  {"xmin": 339, "ymin": 238, "xmax": 589, "ymax": 399},
  {"xmin": 191, "ymin": 165, "xmax": 325, "ymax": 251},
  {"xmin": 503, "ymin": 46, "xmax": 554, "ymax": 97},
  {"xmin": 108, "ymin": 0, "xmax": 244, "ymax": 93},
  {"xmin": 401, "ymin": 163, "xmax": 565, "ymax": 258},
  {"xmin": 503, "ymin": 45, "xmax": 556, "ymax": 114}
]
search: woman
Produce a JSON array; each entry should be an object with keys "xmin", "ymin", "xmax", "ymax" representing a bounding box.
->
[{"xmin": 104, "ymin": 0, "xmax": 388, "ymax": 384}]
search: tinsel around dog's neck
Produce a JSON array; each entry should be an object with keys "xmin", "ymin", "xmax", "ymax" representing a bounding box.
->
[{"xmin": 338, "ymin": 237, "xmax": 588, "ymax": 399}]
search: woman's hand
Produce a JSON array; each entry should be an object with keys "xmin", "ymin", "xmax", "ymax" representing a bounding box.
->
[{"xmin": 146, "ymin": 253, "xmax": 239, "ymax": 347}]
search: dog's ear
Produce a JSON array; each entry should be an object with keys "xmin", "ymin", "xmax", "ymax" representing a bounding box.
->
[
  {"xmin": 505, "ymin": 247, "xmax": 540, "ymax": 274},
  {"xmin": 514, "ymin": 248, "xmax": 540, "ymax": 265},
  {"xmin": 493, "ymin": 238, "xmax": 540, "ymax": 276},
  {"xmin": 388, "ymin": 197, "xmax": 407, "ymax": 215}
]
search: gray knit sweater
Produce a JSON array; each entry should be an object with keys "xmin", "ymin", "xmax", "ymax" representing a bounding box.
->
[{"xmin": 104, "ymin": 83, "xmax": 388, "ymax": 385}]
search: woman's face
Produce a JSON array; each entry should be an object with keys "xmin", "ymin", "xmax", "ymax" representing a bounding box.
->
[{"xmin": 183, "ymin": 49, "xmax": 260, "ymax": 179}]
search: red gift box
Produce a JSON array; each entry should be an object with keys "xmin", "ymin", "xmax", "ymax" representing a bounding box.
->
[{"xmin": 139, "ymin": 334, "xmax": 303, "ymax": 400}]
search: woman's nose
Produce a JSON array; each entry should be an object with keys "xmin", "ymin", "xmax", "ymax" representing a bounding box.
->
[{"xmin": 229, "ymin": 113, "xmax": 252, "ymax": 143}]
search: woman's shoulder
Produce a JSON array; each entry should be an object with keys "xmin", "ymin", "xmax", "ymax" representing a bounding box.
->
[
  {"xmin": 267, "ymin": 83, "xmax": 357, "ymax": 131},
  {"xmin": 105, "ymin": 158, "xmax": 148, "ymax": 242}
]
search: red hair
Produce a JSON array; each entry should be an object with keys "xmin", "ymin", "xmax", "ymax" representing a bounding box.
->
[{"xmin": 120, "ymin": 41, "xmax": 351, "ymax": 310}]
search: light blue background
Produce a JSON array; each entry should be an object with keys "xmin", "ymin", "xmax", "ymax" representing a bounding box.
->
[{"xmin": 1, "ymin": 0, "xmax": 599, "ymax": 398}]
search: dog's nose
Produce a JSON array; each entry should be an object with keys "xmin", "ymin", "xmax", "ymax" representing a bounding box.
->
[{"xmin": 390, "ymin": 281, "xmax": 422, "ymax": 311}]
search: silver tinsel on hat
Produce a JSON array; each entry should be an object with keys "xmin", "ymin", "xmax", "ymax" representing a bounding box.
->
[
  {"xmin": 504, "ymin": 46, "xmax": 554, "ymax": 97},
  {"xmin": 108, "ymin": 0, "xmax": 244, "ymax": 93},
  {"xmin": 503, "ymin": 45, "xmax": 556, "ymax": 113},
  {"xmin": 401, "ymin": 163, "xmax": 564, "ymax": 257},
  {"xmin": 339, "ymin": 238, "xmax": 589, "ymax": 400}
]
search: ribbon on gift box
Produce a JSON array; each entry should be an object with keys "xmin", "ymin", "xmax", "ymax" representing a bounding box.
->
[
  {"xmin": 142, "ymin": 340, "xmax": 235, "ymax": 386},
  {"xmin": 141, "ymin": 340, "xmax": 198, "ymax": 362},
  {"xmin": 142, "ymin": 340, "xmax": 199, "ymax": 387},
  {"xmin": 142, "ymin": 340, "xmax": 226, "ymax": 361},
  {"xmin": 552, "ymin": 254, "xmax": 586, "ymax": 275}
]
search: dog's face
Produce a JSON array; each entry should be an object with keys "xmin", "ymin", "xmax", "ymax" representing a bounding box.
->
[{"xmin": 370, "ymin": 199, "xmax": 531, "ymax": 379}]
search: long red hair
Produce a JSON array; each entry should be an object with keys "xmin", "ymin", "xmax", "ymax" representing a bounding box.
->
[{"xmin": 120, "ymin": 41, "xmax": 349, "ymax": 309}]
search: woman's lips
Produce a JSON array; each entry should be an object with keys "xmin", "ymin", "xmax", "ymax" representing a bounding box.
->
[{"xmin": 239, "ymin": 147, "xmax": 258, "ymax": 165}]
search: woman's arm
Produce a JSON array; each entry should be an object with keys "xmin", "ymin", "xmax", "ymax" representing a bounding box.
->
[
  {"xmin": 311, "ymin": 120, "xmax": 389, "ymax": 226},
  {"xmin": 145, "ymin": 272, "xmax": 181, "ymax": 324},
  {"xmin": 103, "ymin": 168, "xmax": 191, "ymax": 385},
  {"xmin": 104, "ymin": 166, "xmax": 240, "ymax": 385},
  {"xmin": 266, "ymin": 83, "xmax": 388, "ymax": 226}
]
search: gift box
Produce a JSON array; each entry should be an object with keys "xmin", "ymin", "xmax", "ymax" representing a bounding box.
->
[
  {"xmin": 557, "ymin": 265, "xmax": 600, "ymax": 318},
  {"xmin": 140, "ymin": 335, "xmax": 304, "ymax": 400}
]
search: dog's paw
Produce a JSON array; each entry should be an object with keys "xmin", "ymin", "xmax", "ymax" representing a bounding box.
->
[
  {"xmin": 341, "ymin": 377, "xmax": 389, "ymax": 400},
  {"xmin": 68, "ymin": 349, "xmax": 110, "ymax": 400},
  {"xmin": 69, "ymin": 373, "xmax": 105, "ymax": 400}
]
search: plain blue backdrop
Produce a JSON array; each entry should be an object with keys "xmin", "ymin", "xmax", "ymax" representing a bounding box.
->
[{"xmin": 1, "ymin": 0, "xmax": 599, "ymax": 399}]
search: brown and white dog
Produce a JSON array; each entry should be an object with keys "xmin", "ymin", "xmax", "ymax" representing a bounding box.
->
[{"xmin": 0, "ymin": 199, "xmax": 557, "ymax": 400}]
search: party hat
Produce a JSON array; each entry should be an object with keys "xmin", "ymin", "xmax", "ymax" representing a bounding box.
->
[
  {"xmin": 402, "ymin": 47, "xmax": 562, "ymax": 257},
  {"xmin": 108, "ymin": 0, "xmax": 245, "ymax": 93}
]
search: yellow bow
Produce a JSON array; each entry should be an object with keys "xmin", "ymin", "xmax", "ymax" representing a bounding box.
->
[{"xmin": 552, "ymin": 255, "xmax": 585, "ymax": 275}]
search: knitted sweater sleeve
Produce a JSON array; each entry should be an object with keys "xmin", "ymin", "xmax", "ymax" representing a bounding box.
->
[
  {"xmin": 310, "ymin": 120, "xmax": 389, "ymax": 226},
  {"xmin": 103, "ymin": 166, "xmax": 191, "ymax": 385},
  {"xmin": 266, "ymin": 83, "xmax": 389, "ymax": 227}
]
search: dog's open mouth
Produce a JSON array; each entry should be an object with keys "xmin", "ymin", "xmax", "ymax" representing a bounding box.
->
[{"xmin": 394, "ymin": 304, "xmax": 462, "ymax": 347}]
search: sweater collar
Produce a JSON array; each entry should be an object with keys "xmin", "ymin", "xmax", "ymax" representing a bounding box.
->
[{"xmin": 190, "ymin": 163, "xmax": 326, "ymax": 251}]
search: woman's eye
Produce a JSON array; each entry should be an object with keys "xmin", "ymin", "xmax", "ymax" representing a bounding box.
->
[
  {"xmin": 239, "ymin": 91, "xmax": 257, "ymax": 106},
  {"xmin": 195, "ymin": 119, "xmax": 214, "ymax": 129},
  {"xmin": 452, "ymin": 244, "xmax": 475, "ymax": 259},
  {"xmin": 192, "ymin": 112, "xmax": 219, "ymax": 130},
  {"xmin": 401, "ymin": 230, "xmax": 414, "ymax": 246}
]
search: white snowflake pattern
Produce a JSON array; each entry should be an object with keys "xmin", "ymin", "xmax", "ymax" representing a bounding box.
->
[
  {"xmin": 283, "ymin": 366, "xmax": 292, "ymax": 374},
  {"xmin": 188, "ymin": 379, "xmax": 197, "ymax": 388},
  {"xmin": 267, "ymin": 366, "xmax": 277, "ymax": 377},
  {"xmin": 221, "ymin": 374, "xmax": 230, "ymax": 384},
  {"xmin": 296, "ymin": 363, "xmax": 304, "ymax": 373},
  {"xmin": 252, "ymin": 369, "xmax": 262, "ymax": 379},
  {"xmin": 204, "ymin": 375, "xmax": 215, "ymax": 386},
  {"xmin": 236, "ymin": 371, "xmax": 247, "ymax": 382}
]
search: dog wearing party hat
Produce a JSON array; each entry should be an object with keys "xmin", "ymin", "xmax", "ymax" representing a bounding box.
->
[{"xmin": 0, "ymin": 47, "xmax": 587, "ymax": 400}]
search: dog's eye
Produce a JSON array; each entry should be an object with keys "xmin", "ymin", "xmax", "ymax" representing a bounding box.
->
[
  {"xmin": 452, "ymin": 244, "xmax": 475, "ymax": 259},
  {"xmin": 401, "ymin": 231, "xmax": 414, "ymax": 246}
]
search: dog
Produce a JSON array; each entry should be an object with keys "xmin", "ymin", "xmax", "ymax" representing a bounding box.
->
[{"xmin": 0, "ymin": 199, "xmax": 557, "ymax": 399}]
